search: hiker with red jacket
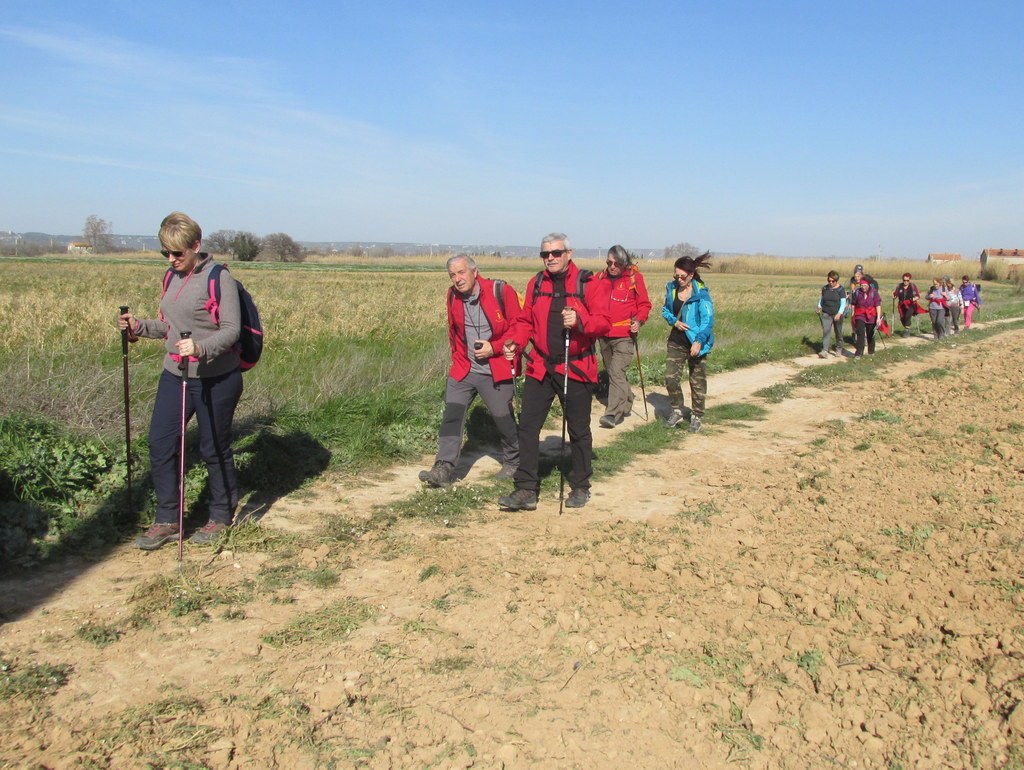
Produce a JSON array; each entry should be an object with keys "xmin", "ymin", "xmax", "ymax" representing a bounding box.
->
[
  {"xmin": 592, "ymin": 245, "xmax": 652, "ymax": 428},
  {"xmin": 497, "ymin": 233, "xmax": 611, "ymax": 511},
  {"xmin": 116, "ymin": 211, "xmax": 242, "ymax": 549},
  {"xmin": 418, "ymin": 254, "xmax": 522, "ymax": 488},
  {"xmin": 850, "ymin": 278, "xmax": 883, "ymax": 357},
  {"xmin": 893, "ymin": 272, "xmax": 923, "ymax": 338}
]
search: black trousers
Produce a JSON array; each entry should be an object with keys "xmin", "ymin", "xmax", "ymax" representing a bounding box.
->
[
  {"xmin": 853, "ymin": 317, "xmax": 877, "ymax": 355},
  {"xmin": 149, "ymin": 368, "xmax": 242, "ymax": 525},
  {"xmin": 513, "ymin": 374, "xmax": 594, "ymax": 493}
]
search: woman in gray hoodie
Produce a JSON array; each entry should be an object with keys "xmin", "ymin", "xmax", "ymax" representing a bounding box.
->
[{"xmin": 118, "ymin": 211, "xmax": 243, "ymax": 550}]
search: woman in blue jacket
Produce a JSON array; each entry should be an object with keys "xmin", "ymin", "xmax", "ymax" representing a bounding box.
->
[{"xmin": 662, "ymin": 252, "xmax": 714, "ymax": 433}]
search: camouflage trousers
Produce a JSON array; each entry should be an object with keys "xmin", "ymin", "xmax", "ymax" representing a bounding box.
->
[{"xmin": 665, "ymin": 338, "xmax": 707, "ymax": 417}]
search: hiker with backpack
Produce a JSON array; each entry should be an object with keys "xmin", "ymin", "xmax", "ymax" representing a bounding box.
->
[
  {"xmin": 418, "ymin": 254, "xmax": 522, "ymax": 488},
  {"xmin": 592, "ymin": 245, "xmax": 652, "ymax": 428},
  {"xmin": 497, "ymin": 233, "xmax": 610, "ymax": 511},
  {"xmin": 816, "ymin": 270, "xmax": 847, "ymax": 357},
  {"xmin": 960, "ymin": 275, "xmax": 981, "ymax": 328},
  {"xmin": 117, "ymin": 212, "xmax": 244, "ymax": 550},
  {"xmin": 850, "ymin": 278, "xmax": 883, "ymax": 357},
  {"xmin": 944, "ymin": 276, "xmax": 962, "ymax": 334},
  {"xmin": 925, "ymin": 277, "xmax": 949, "ymax": 340},
  {"xmin": 663, "ymin": 252, "xmax": 715, "ymax": 432},
  {"xmin": 893, "ymin": 272, "xmax": 924, "ymax": 337}
]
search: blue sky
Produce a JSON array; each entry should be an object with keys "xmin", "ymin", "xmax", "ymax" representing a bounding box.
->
[{"xmin": 2, "ymin": 1, "xmax": 1021, "ymax": 257}]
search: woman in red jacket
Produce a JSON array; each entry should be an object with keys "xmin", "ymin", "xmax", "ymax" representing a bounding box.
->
[{"xmin": 592, "ymin": 245, "xmax": 652, "ymax": 428}]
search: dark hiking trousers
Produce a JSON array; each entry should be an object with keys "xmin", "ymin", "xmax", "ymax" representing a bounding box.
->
[
  {"xmin": 514, "ymin": 374, "xmax": 594, "ymax": 494},
  {"xmin": 149, "ymin": 368, "xmax": 242, "ymax": 526},
  {"xmin": 853, "ymin": 317, "xmax": 877, "ymax": 355}
]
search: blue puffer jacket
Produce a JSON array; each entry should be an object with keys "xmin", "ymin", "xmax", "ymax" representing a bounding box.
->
[{"xmin": 662, "ymin": 279, "xmax": 714, "ymax": 356}]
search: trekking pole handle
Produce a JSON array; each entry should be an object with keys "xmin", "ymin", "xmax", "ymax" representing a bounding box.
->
[
  {"xmin": 119, "ymin": 306, "xmax": 130, "ymax": 352},
  {"xmin": 179, "ymin": 331, "xmax": 192, "ymax": 374}
]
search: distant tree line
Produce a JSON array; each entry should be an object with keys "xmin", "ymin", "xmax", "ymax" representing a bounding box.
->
[{"xmin": 663, "ymin": 242, "xmax": 702, "ymax": 260}]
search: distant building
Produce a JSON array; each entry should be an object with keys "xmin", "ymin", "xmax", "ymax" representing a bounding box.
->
[
  {"xmin": 980, "ymin": 248, "xmax": 1024, "ymax": 272},
  {"xmin": 67, "ymin": 242, "xmax": 92, "ymax": 254},
  {"xmin": 927, "ymin": 253, "xmax": 961, "ymax": 263}
]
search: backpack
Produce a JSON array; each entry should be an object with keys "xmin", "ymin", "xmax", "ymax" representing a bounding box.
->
[
  {"xmin": 531, "ymin": 268, "xmax": 593, "ymax": 303},
  {"xmin": 492, "ymin": 279, "xmax": 524, "ymax": 318},
  {"xmin": 162, "ymin": 263, "xmax": 263, "ymax": 371},
  {"xmin": 446, "ymin": 278, "xmax": 524, "ymax": 320}
]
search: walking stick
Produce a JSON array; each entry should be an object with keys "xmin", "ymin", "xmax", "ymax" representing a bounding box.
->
[
  {"xmin": 177, "ymin": 331, "xmax": 191, "ymax": 562},
  {"xmin": 119, "ymin": 306, "xmax": 133, "ymax": 517},
  {"xmin": 630, "ymin": 319, "xmax": 649, "ymax": 421},
  {"xmin": 558, "ymin": 328, "xmax": 570, "ymax": 517},
  {"xmin": 891, "ymin": 297, "xmax": 897, "ymax": 335}
]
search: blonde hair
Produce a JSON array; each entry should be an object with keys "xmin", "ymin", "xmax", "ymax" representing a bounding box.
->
[{"xmin": 159, "ymin": 211, "xmax": 202, "ymax": 251}]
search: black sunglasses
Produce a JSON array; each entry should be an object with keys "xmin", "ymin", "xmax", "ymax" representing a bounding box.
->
[
  {"xmin": 540, "ymin": 249, "xmax": 568, "ymax": 259},
  {"xmin": 160, "ymin": 250, "xmax": 185, "ymax": 258}
]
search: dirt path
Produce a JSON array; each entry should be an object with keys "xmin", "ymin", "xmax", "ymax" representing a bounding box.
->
[{"xmin": 3, "ymin": 323, "xmax": 1024, "ymax": 769}]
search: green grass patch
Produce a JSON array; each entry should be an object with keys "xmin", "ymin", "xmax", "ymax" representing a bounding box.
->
[
  {"xmin": 753, "ymin": 383, "xmax": 793, "ymax": 403},
  {"xmin": 678, "ymin": 502, "xmax": 721, "ymax": 527},
  {"xmin": 419, "ymin": 564, "xmax": 442, "ymax": 582},
  {"xmin": 862, "ymin": 409, "xmax": 900, "ymax": 424},
  {"xmin": 910, "ymin": 367, "xmax": 950, "ymax": 380},
  {"xmin": 75, "ymin": 622, "xmax": 121, "ymax": 648},
  {"xmin": 880, "ymin": 524, "xmax": 934, "ymax": 552},
  {"xmin": 706, "ymin": 402, "xmax": 768, "ymax": 423},
  {"xmin": 130, "ymin": 564, "xmax": 252, "ymax": 622},
  {"xmin": 260, "ymin": 598, "xmax": 376, "ymax": 647},
  {"xmin": 430, "ymin": 655, "xmax": 472, "ymax": 674},
  {"xmin": 0, "ymin": 656, "xmax": 73, "ymax": 700}
]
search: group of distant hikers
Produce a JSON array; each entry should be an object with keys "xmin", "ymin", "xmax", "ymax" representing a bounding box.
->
[
  {"xmin": 120, "ymin": 217, "xmax": 717, "ymax": 544},
  {"xmin": 817, "ymin": 263, "xmax": 982, "ymax": 358}
]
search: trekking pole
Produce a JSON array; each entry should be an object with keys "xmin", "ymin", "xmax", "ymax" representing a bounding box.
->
[
  {"xmin": 177, "ymin": 331, "xmax": 191, "ymax": 562},
  {"xmin": 119, "ymin": 306, "xmax": 133, "ymax": 517},
  {"xmin": 891, "ymin": 297, "xmax": 897, "ymax": 336},
  {"xmin": 510, "ymin": 359, "xmax": 519, "ymax": 419},
  {"xmin": 630, "ymin": 317, "xmax": 649, "ymax": 421},
  {"xmin": 558, "ymin": 328, "xmax": 570, "ymax": 516}
]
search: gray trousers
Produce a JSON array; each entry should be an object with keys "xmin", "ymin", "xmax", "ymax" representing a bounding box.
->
[
  {"xmin": 819, "ymin": 313, "xmax": 844, "ymax": 352},
  {"xmin": 435, "ymin": 370, "xmax": 519, "ymax": 468},
  {"xmin": 599, "ymin": 336, "xmax": 636, "ymax": 420}
]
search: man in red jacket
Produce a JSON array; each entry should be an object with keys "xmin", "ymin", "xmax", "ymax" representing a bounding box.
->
[
  {"xmin": 498, "ymin": 233, "xmax": 611, "ymax": 510},
  {"xmin": 419, "ymin": 254, "xmax": 522, "ymax": 488}
]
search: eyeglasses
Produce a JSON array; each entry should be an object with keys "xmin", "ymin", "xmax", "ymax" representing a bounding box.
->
[
  {"xmin": 540, "ymin": 249, "xmax": 568, "ymax": 259},
  {"xmin": 674, "ymin": 273, "xmax": 690, "ymax": 281},
  {"xmin": 606, "ymin": 260, "xmax": 619, "ymax": 266},
  {"xmin": 161, "ymin": 250, "xmax": 185, "ymax": 258},
  {"xmin": 827, "ymin": 278, "xmax": 838, "ymax": 283}
]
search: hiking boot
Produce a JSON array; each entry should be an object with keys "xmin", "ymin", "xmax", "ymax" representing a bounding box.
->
[
  {"xmin": 190, "ymin": 521, "xmax": 229, "ymax": 544},
  {"xmin": 565, "ymin": 488, "xmax": 590, "ymax": 508},
  {"xmin": 666, "ymin": 409, "xmax": 686, "ymax": 428},
  {"xmin": 498, "ymin": 488, "xmax": 538, "ymax": 511},
  {"xmin": 829, "ymin": 348, "xmax": 840, "ymax": 357},
  {"xmin": 494, "ymin": 463, "xmax": 517, "ymax": 480},
  {"xmin": 136, "ymin": 522, "xmax": 179, "ymax": 551},
  {"xmin": 688, "ymin": 415, "xmax": 703, "ymax": 433},
  {"xmin": 599, "ymin": 415, "xmax": 617, "ymax": 429},
  {"xmin": 902, "ymin": 329, "xmax": 910, "ymax": 338},
  {"xmin": 418, "ymin": 461, "xmax": 454, "ymax": 488},
  {"xmin": 817, "ymin": 351, "xmax": 828, "ymax": 359}
]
